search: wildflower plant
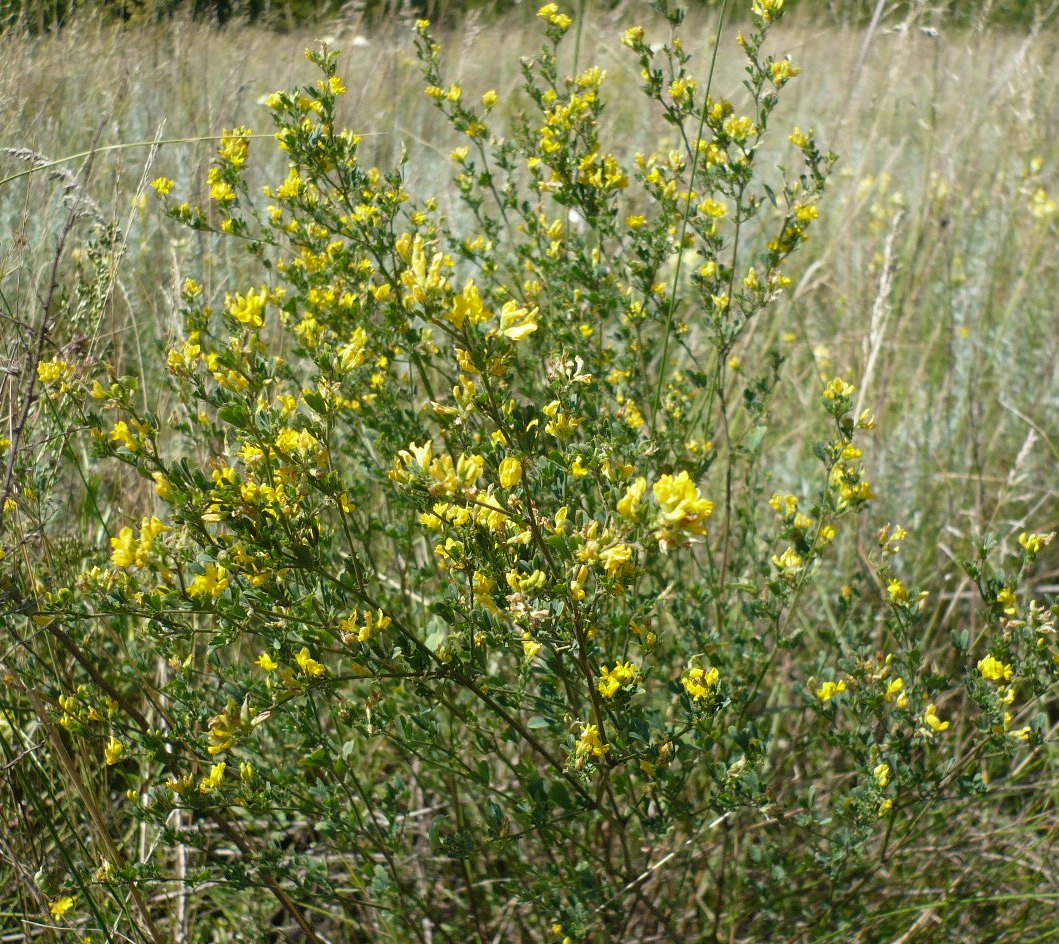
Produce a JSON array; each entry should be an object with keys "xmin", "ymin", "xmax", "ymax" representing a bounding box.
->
[{"xmin": 2, "ymin": 2, "xmax": 1057, "ymax": 942}]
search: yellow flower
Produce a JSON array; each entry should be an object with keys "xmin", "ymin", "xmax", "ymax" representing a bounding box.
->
[
  {"xmin": 295, "ymin": 647, "xmax": 325, "ymax": 677},
  {"xmin": 682, "ymin": 666, "xmax": 720, "ymax": 701},
  {"xmin": 108, "ymin": 421, "xmax": 139, "ymax": 452},
  {"xmin": 887, "ymin": 578, "xmax": 908, "ymax": 604},
  {"xmin": 104, "ymin": 737, "xmax": 124, "ymax": 766},
  {"xmin": 219, "ymin": 126, "xmax": 251, "ymax": 166},
  {"xmin": 923, "ymin": 704, "xmax": 949, "ymax": 732},
  {"xmin": 521, "ymin": 632, "xmax": 542, "ymax": 660},
  {"xmin": 652, "ymin": 472, "xmax": 713, "ymax": 534},
  {"xmin": 49, "ymin": 896, "xmax": 76, "ymax": 920},
  {"xmin": 996, "ymin": 588, "xmax": 1018, "ymax": 616},
  {"xmin": 772, "ymin": 546, "xmax": 803, "ymax": 578},
  {"xmin": 823, "ymin": 376, "xmax": 855, "ymax": 401},
  {"xmin": 751, "ymin": 0, "xmax": 784, "ymax": 21},
  {"xmin": 622, "ymin": 26, "xmax": 644, "ymax": 48},
  {"xmin": 873, "ymin": 763, "xmax": 891, "ymax": 788},
  {"xmin": 977, "ymin": 654, "xmax": 1013, "ymax": 683},
  {"xmin": 225, "ymin": 287, "xmax": 267, "ymax": 327},
  {"xmin": 1018, "ymin": 531, "xmax": 1053, "ymax": 557},
  {"xmin": 617, "ymin": 476, "xmax": 647, "ymax": 519},
  {"xmin": 599, "ymin": 543, "xmax": 634, "ymax": 578},
  {"xmin": 210, "ymin": 179, "xmax": 235, "ymax": 203},
  {"xmin": 770, "ymin": 57, "xmax": 800, "ymax": 87},
  {"xmin": 769, "ymin": 492, "xmax": 798, "ymax": 517},
  {"xmin": 150, "ymin": 176, "xmax": 175, "ymax": 195},
  {"xmin": 1029, "ymin": 188, "xmax": 1057, "ymax": 220},
  {"xmin": 575, "ymin": 723, "xmax": 609, "ymax": 758},
  {"xmin": 110, "ymin": 528, "xmax": 138, "ymax": 568},
  {"xmin": 598, "ymin": 661, "xmax": 638, "ymax": 699},
  {"xmin": 481, "ymin": 89, "xmax": 498, "ymax": 109},
  {"xmin": 815, "ymin": 679, "xmax": 846, "ymax": 701},
  {"xmin": 669, "ymin": 76, "xmax": 696, "ymax": 104},
  {"xmin": 166, "ymin": 773, "xmax": 195, "ymax": 794},
  {"xmin": 699, "ymin": 197, "xmax": 727, "ymax": 219},
  {"xmin": 499, "ymin": 457, "xmax": 523, "ymax": 489},
  {"xmin": 256, "ymin": 653, "xmax": 279, "ymax": 672},
  {"xmin": 537, "ymin": 2, "xmax": 572, "ymax": 29},
  {"xmin": 109, "ymin": 516, "xmax": 169, "ymax": 569},
  {"xmin": 276, "ymin": 166, "xmax": 304, "ymax": 198},
  {"xmin": 188, "ymin": 563, "xmax": 229, "ymax": 598},
  {"xmin": 199, "ymin": 761, "xmax": 226, "ymax": 793},
  {"xmin": 722, "ymin": 115, "xmax": 756, "ymax": 142},
  {"xmin": 37, "ymin": 359, "xmax": 71, "ymax": 386},
  {"xmin": 499, "ymin": 301, "xmax": 539, "ymax": 341}
]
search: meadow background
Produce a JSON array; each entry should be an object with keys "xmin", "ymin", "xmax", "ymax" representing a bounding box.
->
[{"xmin": 1, "ymin": 0, "xmax": 1057, "ymax": 940}]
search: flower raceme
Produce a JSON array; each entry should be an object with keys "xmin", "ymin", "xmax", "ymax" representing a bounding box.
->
[
  {"xmin": 598, "ymin": 661, "xmax": 639, "ymax": 699},
  {"xmin": 682, "ymin": 666, "xmax": 720, "ymax": 701},
  {"xmin": 617, "ymin": 471, "xmax": 714, "ymax": 550}
]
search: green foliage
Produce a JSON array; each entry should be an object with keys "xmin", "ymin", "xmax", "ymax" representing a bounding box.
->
[{"xmin": 1, "ymin": 2, "xmax": 1057, "ymax": 942}]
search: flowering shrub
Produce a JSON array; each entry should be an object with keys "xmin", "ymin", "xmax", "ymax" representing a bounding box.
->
[{"xmin": 1, "ymin": 2, "xmax": 1056, "ymax": 941}]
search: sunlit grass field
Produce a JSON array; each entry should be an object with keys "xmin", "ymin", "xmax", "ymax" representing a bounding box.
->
[{"xmin": 1, "ymin": 2, "xmax": 1057, "ymax": 940}]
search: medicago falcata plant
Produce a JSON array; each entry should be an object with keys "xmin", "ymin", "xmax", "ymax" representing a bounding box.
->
[{"xmin": 3, "ymin": 1, "xmax": 1056, "ymax": 941}]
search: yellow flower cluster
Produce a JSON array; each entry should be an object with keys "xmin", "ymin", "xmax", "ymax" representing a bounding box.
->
[
  {"xmin": 109, "ymin": 419, "xmax": 149, "ymax": 452},
  {"xmin": 653, "ymin": 472, "xmax": 714, "ymax": 535},
  {"xmin": 499, "ymin": 300, "xmax": 540, "ymax": 341},
  {"xmin": 110, "ymin": 516, "xmax": 170, "ymax": 569},
  {"xmin": 597, "ymin": 661, "xmax": 638, "ymax": 699},
  {"xmin": 218, "ymin": 126, "xmax": 252, "ymax": 167},
  {"xmin": 822, "ymin": 376, "xmax": 855, "ymax": 401},
  {"xmin": 36, "ymin": 359, "xmax": 72, "ymax": 386},
  {"xmin": 199, "ymin": 761, "xmax": 226, "ymax": 793},
  {"xmin": 618, "ymin": 471, "xmax": 714, "ymax": 550},
  {"xmin": 769, "ymin": 58, "xmax": 800, "ymax": 88},
  {"xmin": 922, "ymin": 704, "xmax": 949, "ymax": 733},
  {"xmin": 295, "ymin": 647, "xmax": 326, "ymax": 677},
  {"xmin": 977, "ymin": 654, "xmax": 1013, "ymax": 683},
  {"xmin": 1018, "ymin": 531, "xmax": 1053, "ymax": 557},
  {"xmin": 226, "ymin": 287, "xmax": 269, "ymax": 327},
  {"xmin": 682, "ymin": 665, "xmax": 720, "ymax": 701},
  {"xmin": 339, "ymin": 609, "xmax": 393, "ymax": 645},
  {"xmin": 188, "ymin": 563, "xmax": 230, "ymax": 599},
  {"xmin": 398, "ymin": 233, "xmax": 451, "ymax": 306},
  {"xmin": 537, "ymin": 2, "xmax": 572, "ymax": 32},
  {"xmin": 815, "ymin": 679, "xmax": 846, "ymax": 701},
  {"xmin": 104, "ymin": 737, "xmax": 125, "ymax": 765},
  {"xmin": 207, "ymin": 699, "xmax": 247, "ymax": 755},
  {"xmin": 772, "ymin": 546, "xmax": 803, "ymax": 580},
  {"xmin": 885, "ymin": 676, "xmax": 909, "ymax": 709},
  {"xmin": 575, "ymin": 723, "xmax": 608, "ymax": 760},
  {"xmin": 751, "ymin": 0, "xmax": 784, "ymax": 22}
]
